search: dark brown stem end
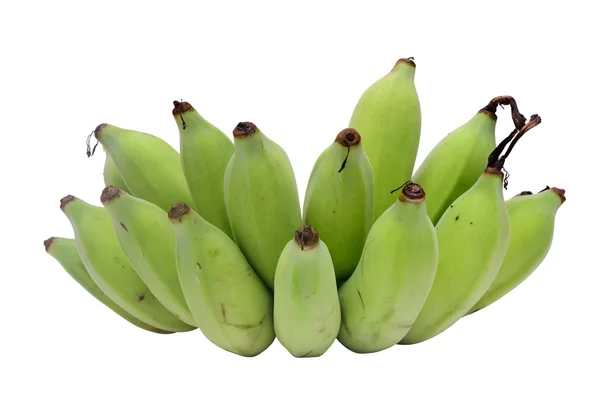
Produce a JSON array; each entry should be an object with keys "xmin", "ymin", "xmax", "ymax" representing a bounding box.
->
[
  {"xmin": 44, "ymin": 237, "xmax": 55, "ymax": 252},
  {"xmin": 60, "ymin": 195, "xmax": 76, "ymax": 211},
  {"xmin": 400, "ymin": 182, "xmax": 425, "ymax": 203},
  {"xmin": 94, "ymin": 123, "xmax": 107, "ymax": 140},
  {"xmin": 479, "ymin": 96, "xmax": 526, "ymax": 129},
  {"xmin": 100, "ymin": 186, "xmax": 122, "ymax": 204},
  {"xmin": 233, "ymin": 122, "xmax": 258, "ymax": 138},
  {"xmin": 172, "ymin": 100, "xmax": 194, "ymax": 115},
  {"xmin": 168, "ymin": 203, "xmax": 191, "ymax": 220},
  {"xmin": 551, "ymin": 187, "xmax": 566, "ymax": 203},
  {"xmin": 294, "ymin": 226, "xmax": 319, "ymax": 250},
  {"xmin": 393, "ymin": 57, "xmax": 416, "ymax": 69},
  {"xmin": 336, "ymin": 128, "xmax": 361, "ymax": 147}
]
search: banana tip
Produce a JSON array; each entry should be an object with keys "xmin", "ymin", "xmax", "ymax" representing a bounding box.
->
[
  {"xmin": 394, "ymin": 57, "xmax": 416, "ymax": 69},
  {"xmin": 60, "ymin": 195, "xmax": 76, "ymax": 210},
  {"xmin": 294, "ymin": 226, "xmax": 319, "ymax": 250},
  {"xmin": 94, "ymin": 123, "xmax": 107, "ymax": 139},
  {"xmin": 172, "ymin": 100, "xmax": 194, "ymax": 115},
  {"xmin": 336, "ymin": 128, "xmax": 361, "ymax": 147},
  {"xmin": 400, "ymin": 182, "xmax": 425, "ymax": 203},
  {"xmin": 551, "ymin": 187, "xmax": 566, "ymax": 203},
  {"xmin": 168, "ymin": 203, "xmax": 191, "ymax": 220},
  {"xmin": 44, "ymin": 237, "xmax": 54, "ymax": 252},
  {"xmin": 100, "ymin": 185, "xmax": 122, "ymax": 203},
  {"xmin": 233, "ymin": 122, "xmax": 258, "ymax": 138}
]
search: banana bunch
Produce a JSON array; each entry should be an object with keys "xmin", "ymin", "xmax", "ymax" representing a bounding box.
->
[{"xmin": 44, "ymin": 57, "xmax": 566, "ymax": 357}]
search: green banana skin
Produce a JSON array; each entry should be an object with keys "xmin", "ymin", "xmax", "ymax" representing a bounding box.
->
[
  {"xmin": 92, "ymin": 123, "xmax": 195, "ymax": 212},
  {"xmin": 400, "ymin": 170, "xmax": 509, "ymax": 344},
  {"xmin": 303, "ymin": 128, "xmax": 374, "ymax": 282},
  {"xmin": 103, "ymin": 151, "xmax": 130, "ymax": 192},
  {"xmin": 60, "ymin": 195, "xmax": 195, "ymax": 332},
  {"xmin": 338, "ymin": 183, "xmax": 438, "ymax": 353},
  {"xmin": 224, "ymin": 122, "xmax": 302, "ymax": 289},
  {"xmin": 349, "ymin": 57, "xmax": 421, "ymax": 220},
  {"xmin": 100, "ymin": 186, "xmax": 196, "ymax": 326},
  {"xmin": 274, "ymin": 226, "xmax": 341, "ymax": 357},
  {"xmin": 468, "ymin": 187, "xmax": 565, "ymax": 314},
  {"xmin": 172, "ymin": 101, "xmax": 234, "ymax": 238},
  {"xmin": 169, "ymin": 203, "xmax": 275, "ymax": 357},
  {"xmin": 44, "ymin": 237, "xmax": 172, "ymax": 334}
]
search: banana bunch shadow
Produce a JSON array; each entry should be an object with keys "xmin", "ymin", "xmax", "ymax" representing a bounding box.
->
[{"xmin": 45, "ymin": 57, "xmax": 566, "ymax": 357}]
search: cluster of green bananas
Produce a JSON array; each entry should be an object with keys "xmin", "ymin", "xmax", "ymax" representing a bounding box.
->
[{"xmin": 44, "ymin": 57, "xmax": 566, "ymax": 357}]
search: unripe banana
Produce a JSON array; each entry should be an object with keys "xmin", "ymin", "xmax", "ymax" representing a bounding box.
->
[
  {"xmin": 401, "ymin": 116, "xmax": 542, "ymax": 344},
  {"xmin": 337, "ymin": 183, "xmax": 438, "ymax": 353},
  {"xmin": 303, "ymin": 128, "xmax": 374, "ymax": 282},
  {"xmin": 103, "ymin": 151, "xmax": 130, "ymax": 192},
  {"xmin": 224, "ymin": 122, "xmax": 302, "ymax": 289},
  {"xmin": 172, "ymin": 101, "xmax": 234, "ymax": 238},
  {"xmin": 169, "ymin": 203, "xmax": 275, "ymax": 357},
  {"xmin": 349, "ymin": 57, "xmax": 421, "ymax": 220},
  {"xmin": 60, "ymin": 195, "xmax": 195, "ymax": 332},
  {"xmin": 412, "ymin": 96, "xmax": 526, "ymax": 225},
  {"xmin": 100, "ymin": 186, "xmax": 196, "ymax": 326},
  {"xmin": 44, "ymin": 237, "xmax": 171, "ymax": 334},
  {"xmin": 468, "ymin": 186, "xmax": 566, "ymax": 314},
  {"xmin": 274, "ymin": 226, "xmax": 341, "ymax": 357},
  {"xmin": 90, "ymin": 123, "xmax": 195, "ymax": 212}
]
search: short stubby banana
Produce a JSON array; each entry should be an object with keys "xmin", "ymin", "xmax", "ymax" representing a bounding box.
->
[
  {"xmin": 60, "ymin": 195, "xmax": 195, "ymax": 332},
  {"xmin": 103, "ymin": 151, "xmax": 130, "ymax": 192},
  {"xmin": 172, "ymin": 101, "xmax": 234, "ymax": 238},
  {"xmin": 100, "ymin": 186, "xmax": 196, "ymax": 326},
  {"xmin": 349, "ymin": 57, "xmax": 421, "ymax": 220},
  {"xmin": 274, "ymin": 226, "xmax": 341, "ymax": 357},
  {"xmin": 303, "ymin": 128, "xmax": 374, "ymax": 282},
  {"xmin": 92, "ymin": 123, "xmax": 195, "ymax": 212},
  {"xmin": 468, "ymin": 186, "xmax": 566, "ymax": 314},
  {"xmin": 337, "ymin": 183, "xmax": 438, "ymax": 353},
  {"xmin": 44, "ymin": 237, "xmax": 172, "ymax": 334},
  {"xmin": 401, "ymin": 115, "xmax": 542, "ymax": 344},
  {"xmin": 169, "ymin": 203, "xmax": 275, "ymax": 357},
  {"xmin": 224, "ymin": 122, "xmax": 302, "ymax": 289}
]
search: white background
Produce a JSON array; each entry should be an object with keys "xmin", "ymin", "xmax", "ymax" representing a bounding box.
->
[{"xmin": 1, "ymin": 0, "xmax": 598, "ymax": 399}]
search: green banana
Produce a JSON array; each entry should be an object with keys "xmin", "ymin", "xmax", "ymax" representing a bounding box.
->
[
  {"xmin": 103, "ymin": 150, "xmax": 130, "ymax": 192},
  {"xmin": 468, "ymin": 186, "xmax": 566, "ymax": 314},
  {"xmin": 169, "ymin": 203, "xmax": 275, "ymax": 357},
  {"xmin": 303, "ymin": 128, "xmax": 374, "ymax": 282},
  {"xmin": 100, "ymin": 185, "xmax": 196, "ymax": 326},
  {"xmin": 401, "ymin": 116, "xmax": 542, "ymax": 344},
  {"xmin": 172, "ymin": 101, "xmax": 234, "ymax": 238},
  {"xmin": 337, "ymin": 183, "xmax": 438, "ymax": 353},
  {"xmin": 90, "ymin": 123, "xmax": 195, "ymax": 212},
  {"xmin": 412, "ymin": 96, "xmax": 526, "ymax": 225},
  {"xmin": 274, "ymin": 226, "xmax": 341, "ymax": 357},
  {"xmin": 44, "ymin": 237, "xmax": 171, "ymax": 334},
  {"xmin": 60, "ymin": 195, "xmax": 195, "ymax": 332},
  {"xmin": 349, "ymin": 57, "xmax": 421, "ymax": 220},
  {"xmin": 224, "ymin": 122, "xmax": 302, "ymax": 289}
]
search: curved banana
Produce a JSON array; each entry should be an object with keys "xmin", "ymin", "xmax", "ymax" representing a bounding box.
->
[
  {"xmin": 337, "ymin": 183, "xmax": 438, "ymax": 353},
  {"xmin": 169, "ymin": 203, "xmax": 275, "ymax": 357},
  {"xmin": 468, "ymin": 186, "xmax": 566, "ymax": 314},
  {"xmin": 103, "ymin": 150, "xmax": 130, "ymax": 192},
  {"xmin": 172, "ymin": 101, "xmax": 234, "ymax": 238},
  {"xmin": 303, "ymin": 128, "xmax": 374, "ymax": 282},
  {"xmin": 224, "ymin": 122, "xmax": 302, "ymax": 289},
  {"xmin": 274, "ymin": 226, "xmax": 341, "ymax": 357},
  {"xmin": 349, "ymin": 57, "xmax": 421, "ymax": 220},
  {"xmin": 91, "ymin": 123, "xmax": 195, "ymax": 212},
  {"xmin": 401, "ymin": 116, "xmax": 542, "ymax": 344},
  {"xmin": 44, "ymin": 237, "xmax": 171, "ymax": 334},
  {"xmin": 60, "ymin": 195, "xmax": 195, "ymax": 332},
  {"xmin": 100, "ymin": 186, "xmax": 196, "ymax": 326}
]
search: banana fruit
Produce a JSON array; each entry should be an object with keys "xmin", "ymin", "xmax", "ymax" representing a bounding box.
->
[
  {"xmin": 100, "ymin": 186, "xmax": 196, "ymax": 326},
  {"xmin": 103, "ymin": 151, "xmax": 130, "ymax": 192},
  {"xmin": 60, "ymin": 195, "xmax": 195, "ymax": 332},
  {"xmin": 169, "ymin": 203, "xmax": 275, "ymax": 356},
  {"xmin": 91, "ymin": 123, "xmax": 195, "ymax": 212},
  {"xmin": 274, "ymin": 226, "xmax": 341, "ymax": 357},
  {"xmin": 401, "ymin": 116, "xmax": 542, "ymax": 344},
  {"xmin": 349, "ymin": 57, "xmax": 421, "ymax": 220},
  {"xmin": 337, "ymin": 183, "xmax": 438, "ymax": 353},
  {"xmin": 224, "ymin": 122, "xmax": 302, "ymax": 289},
  {"xmin": 172, "ymin": 101, "xmax": 234, "ymax": 238},
  {"xmin": 302, "ymin": 128, "xmax": 374, "ymax": 282},
  {"xmin": 469, "ymin": 186, "xmax": 566, "ymax": 314},
  {"xmin": 44, "ymin": 237, "xmax": 171, "ymax": 334}
]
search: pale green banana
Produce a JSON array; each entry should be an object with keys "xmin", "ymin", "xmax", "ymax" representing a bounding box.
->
[
  {"xmin": 44, "ymin": 237, "xmax": 171, "ymax": 334},
  {"xmin": 337, "ymin": 183, "xmax": 438, "ymax": 353},
  {"xmin": 412, "ymin": 96, "xmax": 526, "ymax": 225},
  {"xmin": 224, "ymin": 122, "xmax": 302, "ymax": 289},
  {"xmin": 60, "ymin": 195, "xmax": 195, "ymax": 332},
  {"xmin": 90, "ymin": 123, "xmax": 195, "ymax": 212},
  {"xmin": 169, "ymin": 203, "xmax": 275, "ymax": 357},
  {"xmin": 468, "ymin": 186, "xmax": 565, "ymax": 314},
  {"xmin": 349, "ymin": 57, "xmax": 421, "ymax": 220},
  {"xmin": 172, "ymin": 100, "xmax": 234, "ymax": 238},
  {"xmin": 100, "ymin": 185, "xmax": 196, "ymax": 326},
  {"xmin": 303, "ymin": 128, "xmax": 374, "ymax": 282},
  {"xmin": 401, "ymin": 116, "xmax": 542, "ymax": 344},
  {"xmin": 103, "ymin": 150, "xmax": 130, "ymax": 192},
  {"xmin": 274, "ymin": 226, "xmax": 341, "ymax": 357}
]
